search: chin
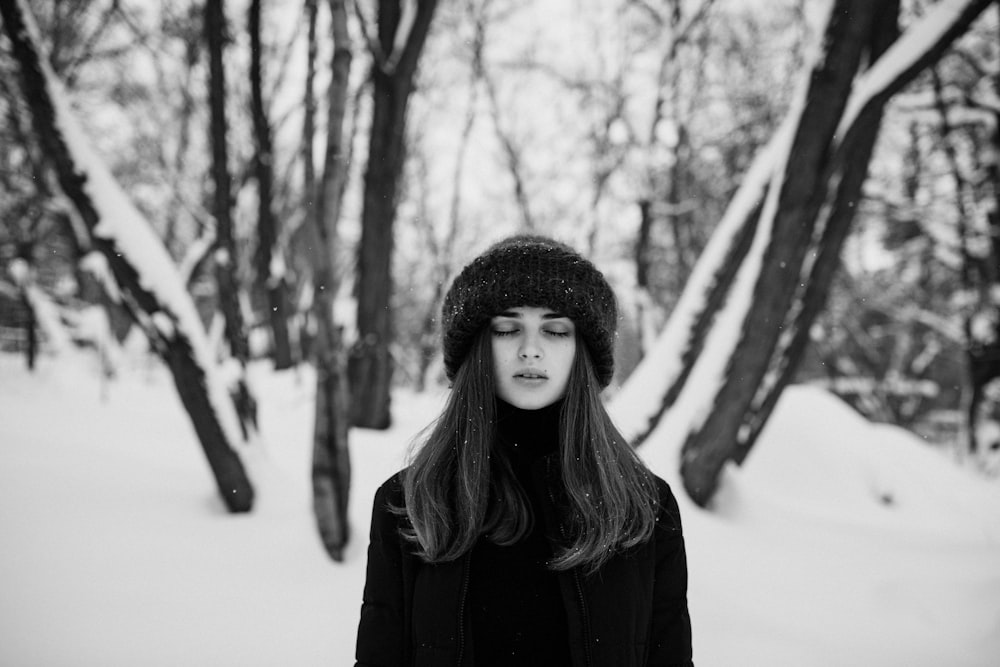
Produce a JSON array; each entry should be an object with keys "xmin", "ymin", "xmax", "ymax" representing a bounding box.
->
[{"xmin": 500, "ymin": 392, "xmax": 561, "ymax": 411}]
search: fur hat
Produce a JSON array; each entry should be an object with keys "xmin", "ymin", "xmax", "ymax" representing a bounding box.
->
[{"xmin": 441, "ymin": 234, "xmax": 618, "ymax": 387}]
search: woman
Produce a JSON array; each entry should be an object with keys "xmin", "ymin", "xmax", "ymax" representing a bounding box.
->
[{"xmin": 355, "ymin": 235, "xmax": 693, "ymax": 666}]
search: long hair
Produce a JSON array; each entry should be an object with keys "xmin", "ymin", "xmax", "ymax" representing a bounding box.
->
[{"xmin": 400, "ymin": 328, "xmax": 658, "ymax": 573}]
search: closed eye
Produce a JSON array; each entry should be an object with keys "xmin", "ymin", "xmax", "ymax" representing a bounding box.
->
[
  {"xmin": 544, "ymin": 329, "xmax": 571, "ymax": 337},
  {"xmin": 491, "ymin": 328, "xmax": 519, "ymax": 337}
]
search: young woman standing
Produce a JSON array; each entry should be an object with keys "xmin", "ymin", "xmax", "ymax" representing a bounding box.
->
[{"xmin": 355, "ymin": 235, "xmax": 693, "ymax": 666}]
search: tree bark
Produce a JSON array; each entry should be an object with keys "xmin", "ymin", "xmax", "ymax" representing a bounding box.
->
[
  {"xmin": 205, "ymin": 0, "xmax": 257, "ymax": 434},
  {"xmin": 737, "ymin": 0, "xmax": 901, "ymax": 455},
  {"xmin": 635, "ymin": 199, "xmax": 654, "ymax": 291},
  {"xmin": 302, "ymin": 0, "xmax": 319, "ymax": 233},
  {"xmin": 294, "ymin": 0, "xmax": 320, "ymax": 364},
  {"xmin": 249, "ymin": 0, "xmax": 293, "ymax": 370},
  {"xmin": 349, "ymin": 0, "xmax": 439, "ymax": 429},
  {"xmin": 1, "ymin": 0, "xmax": 254, "ymax": 512},
  {"xmin": 14, "ymin": 242, "xmax": 38, "ymax": 370},
  {"xmin": 161, "ymin": 10, "xmax": 200, "ymax": 259},
  {"xmin": 309, "ymin": 0, "xmax": 354, "ymax": 561},
  {"xmin": 23, "ymin": 286, "xmax": 37, "ymax": 370}
]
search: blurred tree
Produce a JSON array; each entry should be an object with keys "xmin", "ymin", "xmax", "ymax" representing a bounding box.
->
[
  {"xmin": 394, "ymin": 122, "xmax": 462, "ymax": 391},
  {"xmin": 298, "ymin": 0, "xmax": 320, "ymax": 363},
  {"xmin": 205, "ymin": 0, "xmax": 257, "ymax": 437},
  {"xmin": 677, "ymin": 0, "xmax": 894, "ymax": 505},
  {"xmin": 0, "ymin": 0, "xmax": 255, "ymax": 512},
  {"xmin": 309, "ymin": 0, "xmax": 354, "ymax": 561},
  {"xmin": 473, "ymin": 0, "xmax": 535, "ymax": 231},
  {"xmin": 802, "ymin": 5, "xmax": 999, "ymax": 464},
  {"xmin": 611, "ymin": 0, "xmax": 994, "ymax": 506},
  {"xmin": 349, "ymin": 0, "xmax": 439, "ymax": 429},
  {"xmin": 0, "ymin": 0, "xmax": 134, "ymax": 367},
  {"xmin": 682, "ymin": 0, "xmax": 997, "ymax": 505},
  {"xmin": 248, "ymin": 0, "xmax": 294, "ymax": 370},
  {"xmin": 631, "ymin": 0, "xmax": 715, "ymax": 351},
  {"xmin": 927, "ymin": 20, "xmax": 1000, "ymax": 458}
]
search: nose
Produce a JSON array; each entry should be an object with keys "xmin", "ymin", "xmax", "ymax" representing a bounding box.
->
[{"xmin": 518, "ymin": 331, "xmax": 542, "ymax": 360}]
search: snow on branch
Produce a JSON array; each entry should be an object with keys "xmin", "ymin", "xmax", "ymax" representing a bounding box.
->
[
  {"xmin": 6, "ymin": 0, "xmax": 244, "ymax": 447},
  {"xmin": 609, "ymin": 118, "xmax": 795, "ymax": 443},
  {"xmin": 837, "ymin": 0, "xmax": 994, "ymax": 141}
]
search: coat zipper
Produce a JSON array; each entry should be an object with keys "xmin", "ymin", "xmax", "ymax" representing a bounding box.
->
[
  {"xmin": 547, "ymin": 474, "xmax": 593, "ymax": 667},
  {"xmin": 573, "ymin": 568, "xmax": 594, "ymax": 667},
  {"xmin": 456, "ymin": 552, "xmax": 471, "ymax": 666}
]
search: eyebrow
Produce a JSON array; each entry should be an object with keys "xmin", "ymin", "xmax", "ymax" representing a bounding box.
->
[{"xmin": 493, "ymin": 310, "xmax": 569, "ymax": 320}]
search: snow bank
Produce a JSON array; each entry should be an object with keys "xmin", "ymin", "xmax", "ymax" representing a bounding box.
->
[{"xmin": 0, "ymin": 352, "xmax": 997, "ymax": 666}]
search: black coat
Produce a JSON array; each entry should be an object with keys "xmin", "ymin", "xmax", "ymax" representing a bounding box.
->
[{"xmin": 355, "ymin": 463, "xmax": 693, "ymax": 667}]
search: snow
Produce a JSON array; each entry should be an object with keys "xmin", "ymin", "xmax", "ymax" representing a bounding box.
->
[
  {"xmin": 1, "ymin": 350, "xmax": 998, "ymax": 666},
  {"xmin": 23, "ymin": 284, "xmax": 73, "ymax": 354},
  {"xmin": 971, "ymin": 309, "xmax": 998, "ymax": 345},
  {"xmin": 7, "ymin": 257, "xmax": 29, "ymax": 284},
  {"xmin": 79, "ymin": 252, "xmax": 122, "ymax": 303}
]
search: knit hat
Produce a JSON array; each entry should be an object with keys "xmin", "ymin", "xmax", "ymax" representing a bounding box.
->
[{"xmin": 441, "ymin": 234, "xmax": 618, "ymax": 387}]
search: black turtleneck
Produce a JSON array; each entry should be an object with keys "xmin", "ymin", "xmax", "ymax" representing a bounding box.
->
[
  {"xmin": 468, "ymin": 399, "xmax": 571, "ymax": 666},
  {"xmin": 495, "ymin": 397, "xmax": 561, "ymax": 473}
]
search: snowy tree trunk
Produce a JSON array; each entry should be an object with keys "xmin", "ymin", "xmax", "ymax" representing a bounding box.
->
[
  {"xmin": 611, "ymin": 0, "xmax": 994, "ymax": 507},
  {"xmin": 610, "ymin": 170, "xmax": 768, "ymax": 445},
  {"xmin": 249, "ymin": 0, "xmax": 293, "ymax": 371},
  {"xmin": 686, "ymin": 0, "xmax": 882, "ymax": 465},
  {"xmin": 679, "ymin": 0, "xmax": 998, "ymax": 506},
  {"xmin": 205, "ymin": 0, "xmax": 257, "ymax": 436},
  {"xmin": 350, "ymin": 0, "xmax": 439, "ymax": 429},
  {"xmin": 736, "ymin": 1, "xmax": 901, "ymax": 454},
  {"xmin": 310, "ymin": 0, "xmax": 354, "ymax": 561},
  {"xmin": 1, "ymin": 0, "xmax": 254, "ymax": 513}
]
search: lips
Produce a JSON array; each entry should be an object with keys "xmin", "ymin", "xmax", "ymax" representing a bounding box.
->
[{"xmin": 514, "ymin": 369, "xmax": 548, "ymax": 380}]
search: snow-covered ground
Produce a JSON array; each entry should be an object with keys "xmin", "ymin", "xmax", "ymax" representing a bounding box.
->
[{"xmin": 1, "ymin": 350, "xmax": 998, "ymax": 666}]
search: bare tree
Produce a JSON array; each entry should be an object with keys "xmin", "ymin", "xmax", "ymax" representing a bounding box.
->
[
  {"xmin": 249, "ymin": 0, "xmax": 293, "ymax": 369},
  {"xmin": 1, "ymin": 0, "xmax": 254, "ymax": 512},
  {"xmin": 308, "ymin": 0, "xmax": 354, "ymax": 561},
  {"xmin": 349, "ymin": 0, "xmax": 440, "ymax": 429},
  {"xmin": 469, "ymin": 0, "xmax": 535, "ymax": 231},
  {"xmin": 205, "ymin": 0, "xmax": 257, "ymax": 435},
  {"xmin": 930, "ymin": 38, "xmax": 1000, "ymax": 458},
  {"xmin": 733, "ymin": 2, "xmax": 901, "ymax": 454}
]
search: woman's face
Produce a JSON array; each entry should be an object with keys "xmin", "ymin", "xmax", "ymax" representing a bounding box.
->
[{"xmin": 490, "ymin": 306, "xmax": 577, "ymax": 410}]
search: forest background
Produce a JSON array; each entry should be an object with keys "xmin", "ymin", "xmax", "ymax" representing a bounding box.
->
[{"xmin": 1, "ymin": 0, "xmax": 999, "ymax": 561}]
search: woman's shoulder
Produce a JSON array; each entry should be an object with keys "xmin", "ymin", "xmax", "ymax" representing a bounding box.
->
[
  {"xmin": 367, "ymin": 470, "xmax": 411, "ymax": 544},
  {"xmin": 373, "ymin": 469, "xmax": 408, "ymax": 508},
  {"xmin": 650, "ymin": 473, "xmax": 684, "ymax": 534}
]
